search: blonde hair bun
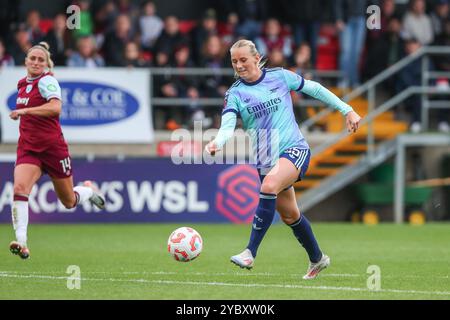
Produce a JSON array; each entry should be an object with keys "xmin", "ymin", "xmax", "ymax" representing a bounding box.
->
[{"xmin": 38, "ymin": 41, "xmax": 50, "ymax": 51}]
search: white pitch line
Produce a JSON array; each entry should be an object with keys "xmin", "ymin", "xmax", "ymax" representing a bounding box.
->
[
  {"xmin": 0, "ymin": 273, "xmax": 450, "ymax": 297},
  {"xmin": 1, "ymin": 270, "xmax": 448, "ymax": 279},
  {"xmin": 0, "ymin": 270, "xmax": 360, "ymax": 277}
]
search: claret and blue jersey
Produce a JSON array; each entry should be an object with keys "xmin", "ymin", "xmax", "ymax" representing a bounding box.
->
[{"xmin": 222, "ymin": 67, "xmax": 310, "ymax": 168}]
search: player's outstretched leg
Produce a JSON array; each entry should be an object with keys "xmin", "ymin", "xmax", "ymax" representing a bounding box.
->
[
  {"xmin": 230, "ymin": 248, "xmax": 254, "ymax": 269},
  {"xmin": 72, "ymin": 180, "xmax": 106, "ymax": 210},
  {"xmin": 82, "ymin": 180, "xmax": 106, "ymax": 209},
  {"xmin": 303, "ymin": 253, "xmax": 330, "ymax": 280},
  {"xmin": 11, "ymin": 194, "xmax": 31, "ymax": 260},
  {"xmin": 230, "ymin": 192, "xmax": 277, "ymax": 269},
  {"xmin": 288, "ymin": 214, "xmax": 329, "ymax": 279},
  {"xmin": 55, "ymin": 178, "xmax": 106, "ymax": 210},
  {"xmin": 9, "ymin": 241, "xmax": 30, "ymax": 260}
]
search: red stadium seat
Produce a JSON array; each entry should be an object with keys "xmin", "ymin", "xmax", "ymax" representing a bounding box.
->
[
  {"xmin": 316, "ymin": 24, "xmax": 339, "ymax": 70},
  {"xmin": 39, "ymin": 19, "xmax": 53, "ymax": 34},
  {"xmin": 141, "ymin": 51, "xmax": 153, "ymax": 62},
  {"xmin": 178, "ymin": 20, "xmax": 197, "ymax": 34}
]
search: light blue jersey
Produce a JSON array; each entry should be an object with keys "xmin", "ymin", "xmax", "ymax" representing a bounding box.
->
[
  {"xmin": 217, "ymin": 68, "xmax": 353, "ymax": 169},
  {"xmin": 223, "ymin": 68, "xmax": 307, "ymax": 168}
]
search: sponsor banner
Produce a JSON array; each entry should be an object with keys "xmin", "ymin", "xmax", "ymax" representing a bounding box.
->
[
  {"xmin": 0, "ymin": 68, "xmax": 153, "ymax": 143},
  {"xmin": 0, "ymin": 159, "xmax": 267, "ymax": 223}
]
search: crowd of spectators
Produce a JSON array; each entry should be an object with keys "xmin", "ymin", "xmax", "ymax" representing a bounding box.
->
[{"xmin": 0, "ymin": 0, "xmax": 449, "ymax": 131}]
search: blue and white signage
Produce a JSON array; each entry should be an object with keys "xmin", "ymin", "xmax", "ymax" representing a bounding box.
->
[{"xmin": 0, "ymin": 68, "xmax": 154, "ymax": 143}]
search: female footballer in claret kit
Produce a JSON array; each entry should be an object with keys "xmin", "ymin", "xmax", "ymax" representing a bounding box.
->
[
  {"xmin": 8, "ymin": 42, "xmax": 105, "ymax": 259},
  {"xmin": 206, "ymin": 39, "xmax": 361, "ymax": 279}
]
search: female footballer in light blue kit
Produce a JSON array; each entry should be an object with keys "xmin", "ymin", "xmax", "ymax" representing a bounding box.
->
[{"xmin": 205, "ymin": 39, "xmax": 361, "ymax": 279}]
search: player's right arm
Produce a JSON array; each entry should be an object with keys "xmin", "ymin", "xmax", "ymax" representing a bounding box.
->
[
  {"xmin": 10, "ymin": 75, "xmax": 62, "ymax": 120},
  {"xmin": 10, "ymin": 98, "xmax": 61, "ymax": 120},
  {"xmin": 205, "ymin": 90, "xmax": 239, "ymax": 155}
]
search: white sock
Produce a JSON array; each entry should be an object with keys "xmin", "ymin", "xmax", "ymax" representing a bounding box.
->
[
  {"xmin": 73, "ymin": 186, "xmax": 94, "ymax": 205},
  {"xmin": 12, "ymin": 200, "xmax": 29, "ymax": 246}
]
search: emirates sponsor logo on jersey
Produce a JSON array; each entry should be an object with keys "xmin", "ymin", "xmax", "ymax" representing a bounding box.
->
[
  {"xmin": 246, "ymin": 97, "xmax": 282, "ymax": 119},
  {"xmin": 16, "ymin": 97, "xmax": 30, "ymax": 105}
]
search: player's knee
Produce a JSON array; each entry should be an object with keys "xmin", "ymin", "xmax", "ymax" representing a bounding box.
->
[
  {"xmin": 282, "ymin": 214, "xmax": 299, "ymax": 225},
  {"xmin": 280, "ymin": 210, "xmax": 300, "ymax": 226},
  {"xmin": 260, "ymin": 179, "xmax": 279, "ymax": 195},
  {"xmin": 14, "ymin": 183, "xmax": 29, "ymax": 195}
]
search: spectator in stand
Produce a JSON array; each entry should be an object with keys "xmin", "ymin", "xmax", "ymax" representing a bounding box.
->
[
  {"xmin": 190, "ymin": 8, "xmax": 219, "ymax": 65},
  {"xmin": 433, "ymin": 20, "xmax": 450, "ymax": 72},
  {"xmin": 152, "ymin": 50, "xmax": 181, "ymax": 130},
  {"xmin": 402, "ymin": 0, "xmax": 434, "ymax": 45},
  {"xmin": 153, "ymin": 16, "xmax": 188, "ymax": 60},
  {"xmin": 199, "ymin": 35, "xmax": 229, "ymax": 98},
  {"xmin": 290, "ymin": 43, "xmax": 313, "ymax": 80},
  {"xmin": 396, "ymin": 38, "xmax": 427, "ymax": 133},
  {"xmin": 8, "ymin": 23, "xmax": 33, "ymax": 66},
  {"xmin": 290, "ymin": 43, "xmax": 316, "ymax": 124},
  {"xmin": 367, "ymin": 0, "xmax": 397, "ymax": 43},
  {"xmin": 24, "ymin": 10, "xmax": 44, "ymax": 45},
  {"xmin": 267, "ymin": 48, "xmax": 288, "ymax": 68},
  {"xmin": 43, "ymin": 14, "xmax": 74, "ymax": 66},
  {"xmin": 94, "ymin": 0, "xmax": 119, "ymax": 36},
  {"xmin": 102, "ymin": 14, "xmax": 134, "ymax": 66},
  {"xmin": 153, "ymin": 50, "xmax": 172, "ymax": 96},
  {"xmin": 279, "ymin": 0, "xmax": 322, "ymax": 66},
  {"xmin": 72, "ymin": 0, "xmax": 94, "ymax": 39},
  {"xmin": 199, "ymin": 35, "xmax": 233, "ymax": 128},
  {"xmin": 117, "ymin": 0, "xmax": 140, "ymax": 30},
  {"xmin": 123, "ymin": 41, "xmax": 150, "ymax": 68},
  {"xmin": 254, "ymin": 18, "xmax": 293, "ymax": 58},
  {"xmin": 363, "ymin": 15, "xmax": 405, "ymax": 83},
  {"xmin": 430, "ymin": 0, "xmax": 449, "ymax": 38},
  {"xmin": 172, "ymin": 45, "xmax": 198, "ymax": 87},
  {"xmin": 234, "ymin": 0, "xmax": 269, "ymax": 41},
  {"xmin": 0, "ymin": 0, "xmax": 20, "ymax": 43},
  {"xmin": 334, "ymin": 0, "xmax": 368, "ymax": 89},
  {"xmin": 171, "ymin": 45, "xmax": 203, "ymax": 128},
  {"xmin": 67, "ymin": 35, "xmax": 105, "ymax": 68},
  {"xmin": 0, "ymin": 38, "xmax": 15, "ymax": 67},
  {"xmin": 138, "ymin": 1, "xmax": 163, "ymax": 52},
  {"xmin": 431, "ymin": 19, "xmax": 450, "ymax": 133},
  {"xmin": 218, "ymin": 12, "xmax": 239, "ymax": 49}
]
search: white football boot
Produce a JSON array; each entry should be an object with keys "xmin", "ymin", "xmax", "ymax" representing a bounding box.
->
[
  {"xmin": 303, "ymin": 254, "xmax": 330, "ymax": 280},
  {"xmin": 230, "ymin": 248, "xmax": 254, "ymax": 269},
  {"xmin": 83, "ymin": 180, "xmax": 106, "ymax": 209}
]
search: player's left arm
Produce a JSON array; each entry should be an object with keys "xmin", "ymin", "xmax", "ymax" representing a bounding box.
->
[
  {"xmin": 300, "ymin": 79, "xmax": 362, "ymax": 133},
  {"xmin": 282, "ymin": 68, "xmax": 361, "ymax": 133}
]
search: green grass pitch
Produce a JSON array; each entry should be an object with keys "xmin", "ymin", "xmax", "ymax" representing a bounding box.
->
[{"xmin": 0, "ymin": 223, "xmax": 449, "ymax": 300}]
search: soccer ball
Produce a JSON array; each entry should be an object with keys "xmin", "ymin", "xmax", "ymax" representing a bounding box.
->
[{"xmin": 167, "ymin": 227, "xmax": 203, "ymax": 262}]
